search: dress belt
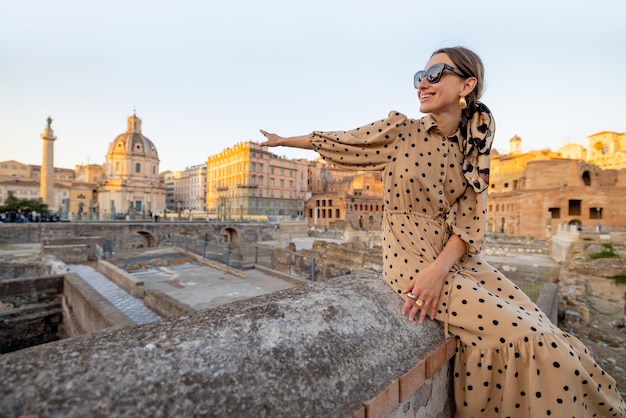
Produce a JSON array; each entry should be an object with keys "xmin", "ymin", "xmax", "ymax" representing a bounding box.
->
[{"xmin": 384, "ymin": 209, "xmax": 446, "ymax": 222}]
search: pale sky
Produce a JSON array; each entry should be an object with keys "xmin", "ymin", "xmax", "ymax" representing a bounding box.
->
[{"xmin": 1, "ymin": 0, "xmax": 624, "ymax": 173}]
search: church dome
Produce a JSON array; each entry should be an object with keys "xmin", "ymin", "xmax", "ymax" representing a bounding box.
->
[{"xmin": 106, "ymin": 113, "xmax": 159, "ymax": 160}]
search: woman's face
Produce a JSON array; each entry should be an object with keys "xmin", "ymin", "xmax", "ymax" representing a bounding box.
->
[{"xmin": 417, "ymin": 53, "xmax": 468, "ymax": 115}]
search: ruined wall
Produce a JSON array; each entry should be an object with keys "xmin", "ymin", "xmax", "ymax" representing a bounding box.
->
[
  {"xmin": 0, "ymin": 276, "xmax": 64, "ymax": 354},
  {"xmin": 62, "ymin": 273, "xmax": 135, "ymax": 336},
  {"xmin": 41, "ymin": 236, "xmax": 104, "ymax": 261}
]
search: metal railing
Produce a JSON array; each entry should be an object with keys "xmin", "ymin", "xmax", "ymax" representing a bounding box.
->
[{"xmin": 162, "ymin": 234, "xmax": 316, "ymax": 281}]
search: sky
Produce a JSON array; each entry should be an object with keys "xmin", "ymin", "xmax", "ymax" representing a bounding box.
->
[{"xmin": 1, "ymin": 0, "xmax": 625, "ymax": 173}]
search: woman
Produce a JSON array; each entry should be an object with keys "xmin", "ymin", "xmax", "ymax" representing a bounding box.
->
[{"xmin": 260, "ymin": 46, "xmax": 625, "ymax": 417}]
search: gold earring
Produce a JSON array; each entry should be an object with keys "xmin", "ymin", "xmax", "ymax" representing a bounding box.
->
[{"xmin": 459, "ymin": 96, "xmax": 467, "ymax": 110}]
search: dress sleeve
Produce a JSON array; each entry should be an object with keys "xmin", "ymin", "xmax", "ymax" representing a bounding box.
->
[
  {"xmin": 447, "ymin": 183, "xmax": 487, "ymax": 255},
  {"xmin": 309, "ymin": 111, "xmax": 407, "ymax": 171}
]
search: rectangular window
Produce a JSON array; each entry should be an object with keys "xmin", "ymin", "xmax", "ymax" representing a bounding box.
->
[
  {"xmin": 335, "ymin": 209, "xmax": 340, "ymax": 218},
  {"xmin": 548, "ymin": 207, "xmax": 561, "ymax": 219},
  {"xmin": 568, "ymin": 200, "xmax": 581, "ymax": 216},
  {"xmin": 309, "ymin": 208, "xmax": 313, "ymax": 217},
  {"xmin": 135, "ymin": 163, "xmax": 141, "ymax": 173},
  {"xmin": 589, "ymin": 207, "xmax": 603, "ymax": 219}
]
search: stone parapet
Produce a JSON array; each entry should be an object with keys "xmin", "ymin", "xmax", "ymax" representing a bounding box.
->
[{"xmin": 0, "ymin": 272, "xmax": 456, "ymax": 418}]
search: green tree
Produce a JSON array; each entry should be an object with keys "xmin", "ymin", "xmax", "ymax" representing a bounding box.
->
[{"xmin": 0, "ymin": 195, "xmax": 50, "ymax": 215}]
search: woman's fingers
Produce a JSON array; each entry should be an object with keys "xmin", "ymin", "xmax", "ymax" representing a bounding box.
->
[{"xmin": 405, "ymin": 294, "xmax": 439, "ymax": 323}]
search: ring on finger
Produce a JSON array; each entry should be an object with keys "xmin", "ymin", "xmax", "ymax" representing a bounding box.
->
[
  {"xmin": 407, "ymin": 293, "xmax": 418, "ymax": 301},
  {"xmin": 415, "ymin": 299, "xmax": 424, "ymax": 307}
]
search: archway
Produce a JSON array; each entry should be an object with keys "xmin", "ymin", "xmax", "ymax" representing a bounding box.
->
[
  {"xmin": 219, "ymin": 227, "xmax": 239, "ymax": 243},
  {"xmin": 122, "ymin": 229, "xmax": 158, "ymax": 248}
]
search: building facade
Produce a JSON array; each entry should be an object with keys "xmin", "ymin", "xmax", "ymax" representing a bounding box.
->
[
  {"xmin": 488, "ymin": 135, "xmax": 626, "ymax": 238},
  {"xmin": 172, "ymin": 164, "xmax": 207, "ymax": 213},
  {"xmin": 160, "ymin": 171, "xmax": 176, "ymax": 211},
  {"xmin": 305, "ymin": 171, "xmax": 385, "ymax": 231},
  {"xmin": 0, "ymin": 160, "xmax": 76, "ymax": 215},
  {"xmin": 97, "ymin": 113, "xmax": 165, "ymax": 219},
  {"xmin": 206, "ymin": 142, "xmax": 308, "ymax": 220}
]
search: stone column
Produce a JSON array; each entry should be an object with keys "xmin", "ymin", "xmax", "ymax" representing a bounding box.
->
[{"xmin": 40, "ymin": 117, "xmax": 57, "ymax": 207}]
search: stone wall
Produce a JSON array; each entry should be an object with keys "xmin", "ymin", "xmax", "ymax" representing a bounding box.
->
[
  {"xmin": 94, "ymin": 260, "xmax": 145, "ymax": 298},
  {"xmin": 62, "ymin": 273, "xmax": 135, "ymax": 336},
  {"xmin": 0, "ymin": 222, "xmax": 282, "ymax": 251},
  {"xmin": 0, "ymin": 272, "xmax": 457, "ymax": 418},
  {"xmin": 41, "ymin": 236, "xmax": 104, "ymax": 261},
  {"xmin": 0, "ymin": 275, "xmax": 64, "ymax": 354},
  {"xmin": 143, "ymin": 289, "xmax": 195, "ymax": 318}
]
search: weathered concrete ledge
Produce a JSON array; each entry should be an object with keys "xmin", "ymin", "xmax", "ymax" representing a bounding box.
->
[{"xmin": 0, "ymin": 272, "xmax": 453, "ymax": 418}]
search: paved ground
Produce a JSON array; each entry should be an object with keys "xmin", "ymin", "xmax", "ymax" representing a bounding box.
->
[{"xmin": 131, "ymin": 260, "xmax": 297, "ymax": 310}]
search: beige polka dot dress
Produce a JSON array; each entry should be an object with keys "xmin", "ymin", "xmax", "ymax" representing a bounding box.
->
[{"xmin": 310, "ymin": 108, "xmax": 626, "ymax": 417}]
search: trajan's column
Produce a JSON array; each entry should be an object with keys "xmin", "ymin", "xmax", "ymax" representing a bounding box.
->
[{"xmin": 40, "ymin": 116, "xmax": 56, "ymax": 207}]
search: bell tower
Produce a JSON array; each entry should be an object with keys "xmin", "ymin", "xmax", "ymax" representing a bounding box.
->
[
  {"xmin": 40, "ymin": 116, "xmax": 56, "ymax": 207},
  {"xmin": 509, "ymin": 135, "xmax": 522, "ymax": 155}
]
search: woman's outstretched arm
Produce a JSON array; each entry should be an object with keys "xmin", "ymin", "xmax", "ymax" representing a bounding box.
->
[{"xmin": 259, "ymin": 130, "xmax": 313, "ymax": 150}]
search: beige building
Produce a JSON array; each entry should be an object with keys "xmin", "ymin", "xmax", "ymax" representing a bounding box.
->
[
  {"xmin": 0, "ymin": 160, "xmax": 74, "ymax": 215},
  {"xmin": 306, "ymin": 171, "xmax": 384, "ymax": 231},
  {"xmin": 97, "ymin": 113, "xmax": 165, "ymax": 219},
  {"xmin": 206, "ymin": 142, "xmax": 308, "ymax": 220},
  {"xmin": 172, "ymin": 164, "xmax": 207, "ymax": 213},
  {"xmin": 582, "ymin": 131, "xmax": 626, "ymax": 169},
  {"xmin": 488, "ymin": 135, "xmax": 626, "ymax": 238},
  {"xmin": 160, "ymin": 171, "xmax": 175, "ymax": 211}
]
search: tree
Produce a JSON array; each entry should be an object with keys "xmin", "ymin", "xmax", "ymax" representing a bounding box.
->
[{"xmin": 0, "ymin": 195, "xmax": 50, "ymax": 215}]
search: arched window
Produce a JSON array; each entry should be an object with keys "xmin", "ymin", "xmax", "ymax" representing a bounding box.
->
[{"xmin": 581, "ymin": 171, "xmax": 591, "ymax": 186}]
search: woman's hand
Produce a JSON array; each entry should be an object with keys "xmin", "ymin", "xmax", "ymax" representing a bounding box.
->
[
  {"xmin": 401, "ymin": 264, "xmax": 447, "ymax": 324},
  {"xmin": 258, "ymin": 130, "xmax": 314, "ymax": 150},
  {"xmin": 259, "ymin": 130, "xmax": 283, "ymax": 147},
  {"xmin": 401, "ymin": 235, "xmax": 466, "ymax": 324}
]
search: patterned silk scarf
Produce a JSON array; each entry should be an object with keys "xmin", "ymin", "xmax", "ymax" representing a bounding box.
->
[{"xmin": 460, "ymin": 102, "xmax": 495, "ymax": 193}]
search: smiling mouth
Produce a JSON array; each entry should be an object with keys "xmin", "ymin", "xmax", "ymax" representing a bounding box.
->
[{"xmin": 420, "ymin": 94, "xmax": 433, "ymax": 101}]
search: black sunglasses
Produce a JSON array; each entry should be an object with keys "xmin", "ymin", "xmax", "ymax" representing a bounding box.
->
[{"xmin": 413, "ymin": 63, "xmax": 469, "ymax": 88}]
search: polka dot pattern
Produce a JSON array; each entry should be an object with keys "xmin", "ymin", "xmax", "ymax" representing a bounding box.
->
[{"xmin": 310, "ymin": 110, "xmax": 626, "ymax": 417}]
